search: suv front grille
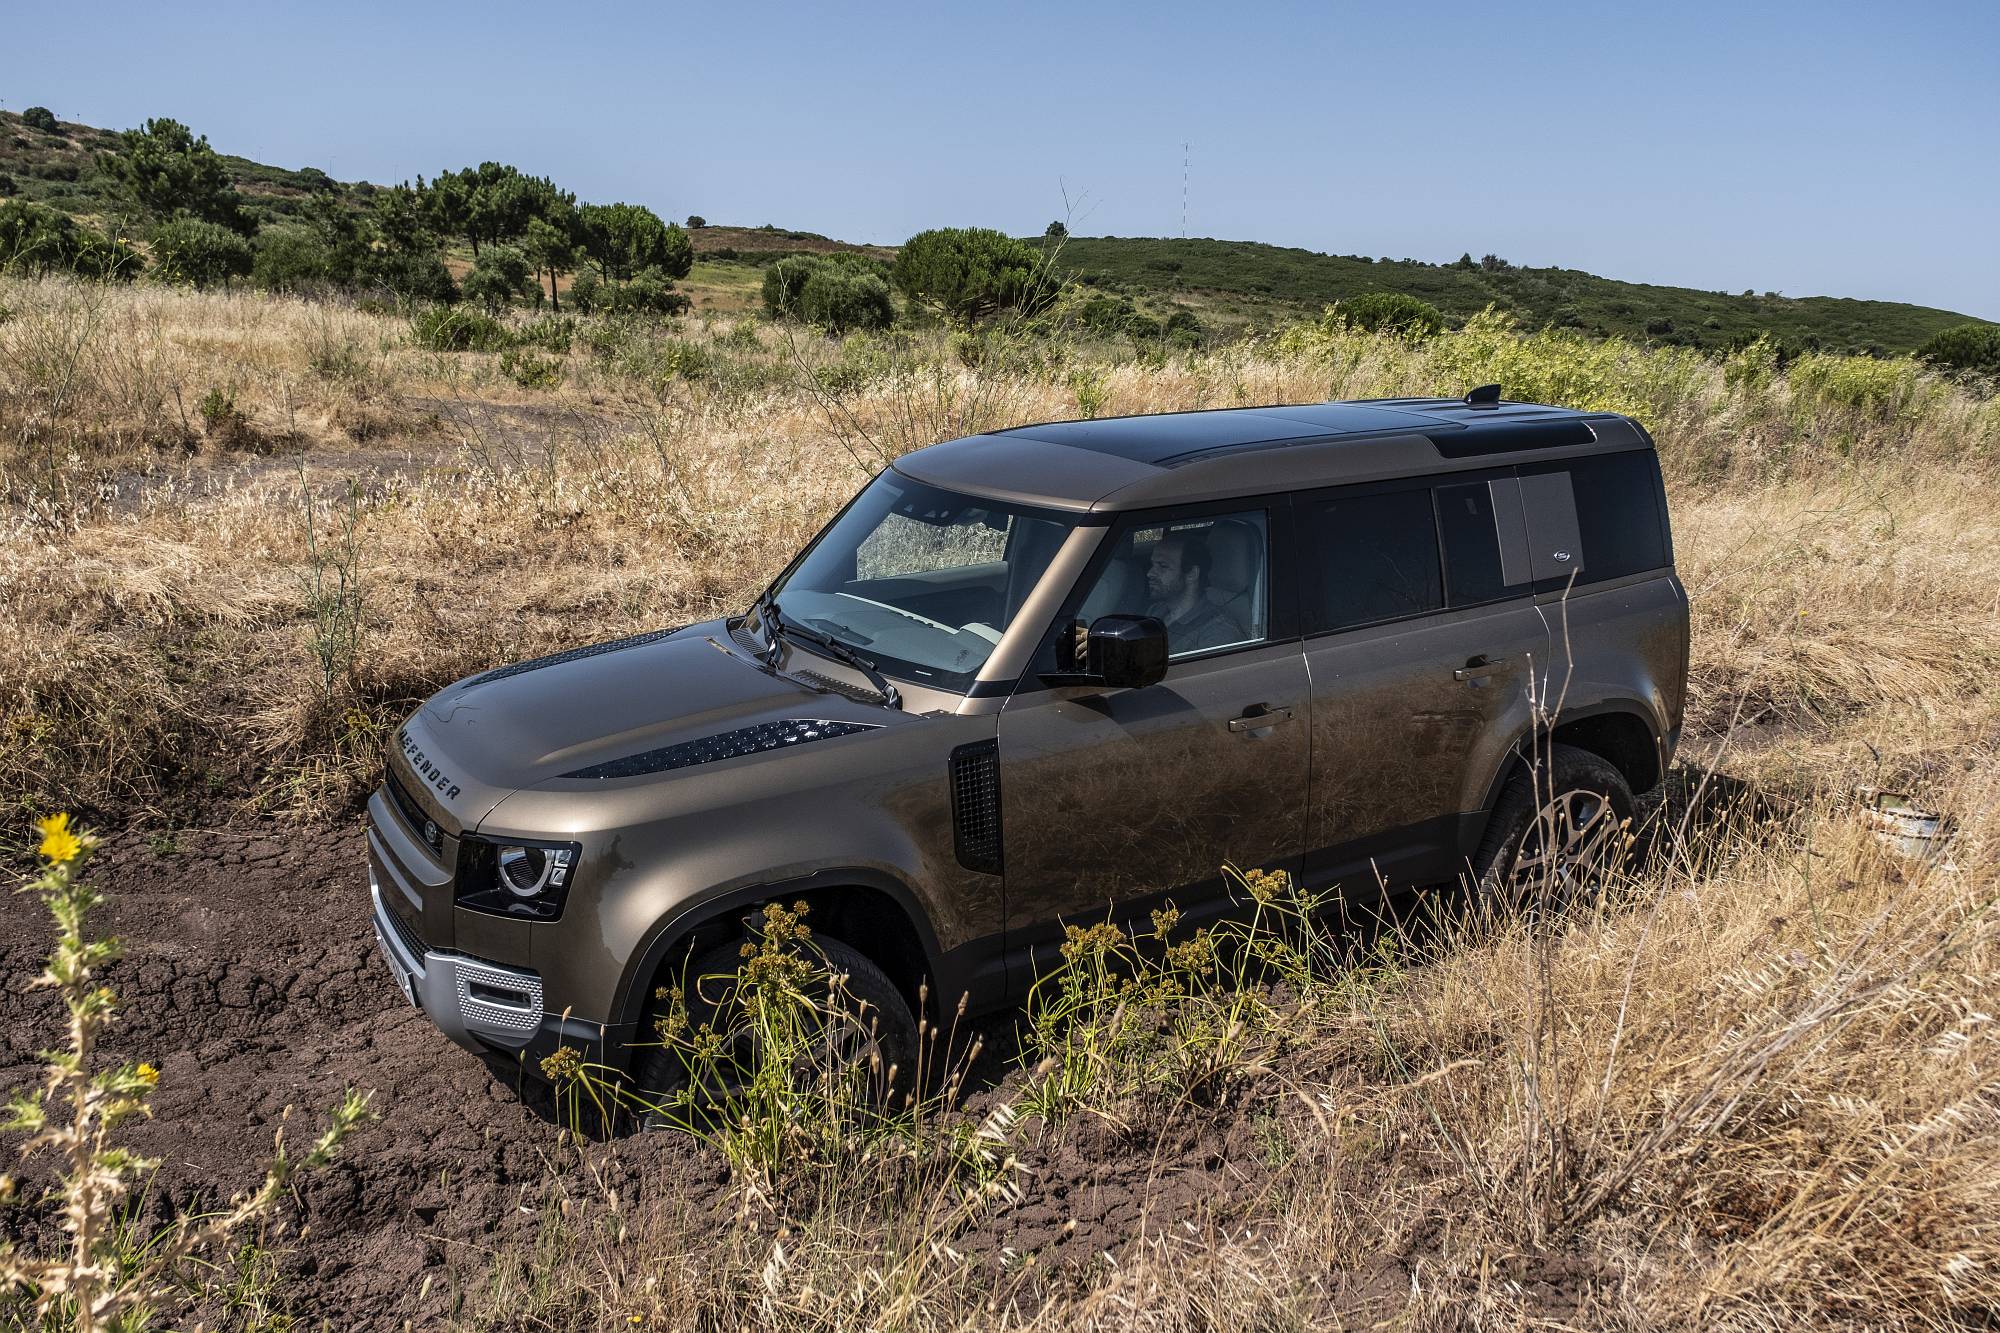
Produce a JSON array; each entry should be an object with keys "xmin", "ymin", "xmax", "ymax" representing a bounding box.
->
[
  {"xmin": 949, "ymin": 740, "xmax": 1003, "ymax": 875},
  {"xmin": 385, "ymin": 769, "xmax": 447, "ymax": 859},
  {"xmin": 382, "ymin": 887, "xmax": 427, "ymax": 957}
]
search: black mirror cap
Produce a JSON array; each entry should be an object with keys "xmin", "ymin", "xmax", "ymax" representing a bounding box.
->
[{"xmin": 1087, "ymin": 614, "xmax": 1168, "ymax": 689}]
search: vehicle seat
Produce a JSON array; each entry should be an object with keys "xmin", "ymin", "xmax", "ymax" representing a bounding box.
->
[{"xmin": 1203, "ymin": 519, "xmax": 1266, "ymax": 640}]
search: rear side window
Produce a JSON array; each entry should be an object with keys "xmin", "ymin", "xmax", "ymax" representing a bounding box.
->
[
  {"xmin": 1435, "ymin": 481, "xmax": 1509, "ymax": 607},
  {"xmin": 1544, "ymin": 451, "xmax": 1671, "ymax": 582},
  {"xmin": 1305, "ymin": 489, "xmax": 1442, "ymax": 632}
]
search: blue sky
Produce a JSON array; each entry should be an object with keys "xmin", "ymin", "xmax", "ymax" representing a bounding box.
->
[{"xmin": 7, "ymin": 0, "xmax": 1997, "ymax": 318}]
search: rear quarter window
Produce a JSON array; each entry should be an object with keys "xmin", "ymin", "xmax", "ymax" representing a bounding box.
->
[{"xmin": 1549, "ymin": 451, "xmax": 1672, "ymax": 582}]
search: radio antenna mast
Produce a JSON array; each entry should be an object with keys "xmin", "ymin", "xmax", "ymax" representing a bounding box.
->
[{"xmin": 1180, "ymin": 141, "xmax": 1190, "ymax": 239}]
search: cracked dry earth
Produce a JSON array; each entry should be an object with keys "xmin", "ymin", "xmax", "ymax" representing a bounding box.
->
[{"xmin": 0, "ymin": 822, "xmax": 1301, "ymax": 1328}]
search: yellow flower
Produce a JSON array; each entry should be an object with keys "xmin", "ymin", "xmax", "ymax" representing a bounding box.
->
[
  {"xmin": 136, "ymin": 1063, "xmax": 160, "ymax": 1088},
  {"xmin": 36, "ymin": 812, "xmax": 83, "ymax": 865}
]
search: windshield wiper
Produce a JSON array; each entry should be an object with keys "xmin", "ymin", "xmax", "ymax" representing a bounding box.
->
[
  {"xmin": 773, "ymin": 612, "xmax": 903, "ymax": 710},
  {"xmin": 750, "ymin": 588, "xmax": 783, "ymax": 668}
]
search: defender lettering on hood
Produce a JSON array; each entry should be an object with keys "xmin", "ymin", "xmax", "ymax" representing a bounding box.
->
[{"xmin": 399, "ymin": 731, "xmax": 463, "ymax": 802}]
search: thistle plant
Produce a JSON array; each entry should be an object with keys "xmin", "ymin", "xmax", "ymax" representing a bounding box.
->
[{"xmin": 0, "ymin": 814, "xmax": 372, "ymax": 1333}]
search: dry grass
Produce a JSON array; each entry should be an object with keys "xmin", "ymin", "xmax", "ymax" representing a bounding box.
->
[{"xmin": 2, "ymin": 276, "xmax": 1998, "ymax": 1328}]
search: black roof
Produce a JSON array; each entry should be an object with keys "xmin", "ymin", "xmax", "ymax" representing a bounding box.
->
[
  {"xmin": 997, "ymin": 399, "xmax": 1593, "ymax": 467},
  {"xmin": 894, "ymin": 396, "xmax": 1646, "ymax": 512}
]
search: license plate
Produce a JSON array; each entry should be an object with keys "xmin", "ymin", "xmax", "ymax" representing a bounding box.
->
[{"xmin": 376, "ymin": 931, "xmax": 418, "ymax": 1007}]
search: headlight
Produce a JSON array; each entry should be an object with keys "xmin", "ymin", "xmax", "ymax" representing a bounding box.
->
[{"xmin": 457, "ymin": 836, "xmax": 580, "ymax": 921}]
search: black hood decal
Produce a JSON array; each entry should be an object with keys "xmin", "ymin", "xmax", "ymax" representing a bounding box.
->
[{"xmin": 564, "ymin": 718, "xmax": 879, "ymax": 780}]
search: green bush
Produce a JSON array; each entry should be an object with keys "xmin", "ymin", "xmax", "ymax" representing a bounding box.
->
[
  {"xmin": 409, "ymin": 305, "xmax": 509, "ymax": 352},
  {"xmin": 617, "ymin": 265, "xmax": 692, "ymax": 315},
  {"xmin": 360, "ymin": 247, "xmax": 459, "ymax": 305},
  {"xmin": 461, "ymin": 244, "xmax": 536, "ymax": 311},
  {"xmin": 22, "ymin": 106, "xmax": 58, "ymax": 134},
  {"xmin": 0, "ymin": 200, "xmax": 139, "ymax": 280},
  {"xmin": 498, "ymin": 345, "xmax": 564, "ymax": 389},
  {"xmin": 252, "ymin": 223, "xmax": 333, "ymax": 293},
  {"xmin": 799, "ymin": 267, "xmax": 894, "ymax": 334},
  {"xmin": 1333, "ymin": 291, "xmax": 1445, "ymax": 338},
  {"xmin": 893, "ymin": 226, "xmax": 1059, "ymax": 322},
  {"xmin": 1916, "ymin": 322, "xmax": 2000, "ymax": 377},
  {"xmin": 147, "ymin": 216, "xmax": 253, "ymax": 290},
  {"xmin": 513, "ymin": 315, "xmax": 576, "ymax": 354},
  {"xmin": 761, "ymin": 255, "xmax": 817, "ymax": 319}
]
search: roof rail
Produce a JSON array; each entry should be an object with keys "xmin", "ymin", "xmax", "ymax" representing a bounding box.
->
[{"xmin": 1463, "ymin": 383, "xmax": 1503, "ymax": 408}]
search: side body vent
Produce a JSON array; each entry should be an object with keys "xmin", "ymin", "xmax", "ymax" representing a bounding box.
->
[
  {"xmin": 564, "ymin": 718, "xmax": 878, "ymax": 780},
  {"xmin": 949, "ymin": 740, "xmax": 1003, "ymax": 875}
]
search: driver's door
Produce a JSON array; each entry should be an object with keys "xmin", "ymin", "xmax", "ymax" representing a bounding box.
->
[{"xmin": 995, "ymin": 499, "xmax": 1309, "ymax": 990}]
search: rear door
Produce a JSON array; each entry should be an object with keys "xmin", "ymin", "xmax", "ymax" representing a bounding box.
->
[
  {"xmin": 997, "ymin": 498, "xmax": 1310, "ymax": 984},
  {"xmin": 1300, "ymin": 470, "xmax": 1550, "ymax": 892}
]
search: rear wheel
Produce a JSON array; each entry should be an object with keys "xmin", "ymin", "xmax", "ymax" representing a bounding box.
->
[
  {"xmin": 1472, "ymin": 743, "xmax": 1635, "ymax": 915},
  {"xmin": 631, "ymin": 933, "xmax": 919, "ymax": 1132}
]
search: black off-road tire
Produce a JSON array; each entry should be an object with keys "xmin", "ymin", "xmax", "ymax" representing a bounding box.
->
[
  {"xmin": 1471, "ymin": 743, "xmax": 1635, "ymax": 913},
  {"xmin": 632, "ymin": 934, "xmax": 919, "ymax": 1132}
]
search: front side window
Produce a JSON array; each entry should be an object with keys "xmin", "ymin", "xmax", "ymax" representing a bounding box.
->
[
  {"xmin": 1076, "ymin": 509, "xmax": 1269, "ymax": 659},
  {"xmin": 768, "ymin": 472, "xmax": 1076, "ymax": 690}
]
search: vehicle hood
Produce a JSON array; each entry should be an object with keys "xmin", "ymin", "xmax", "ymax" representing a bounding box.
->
[{"xmin": 400, "ymin": 620, "xmax": 901, "ymax": 814}]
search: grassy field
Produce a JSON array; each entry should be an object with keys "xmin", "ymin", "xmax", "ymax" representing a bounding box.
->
[{"xmin": 1, "ymin": 276, "xmax": 1997, "ymax": 1328}]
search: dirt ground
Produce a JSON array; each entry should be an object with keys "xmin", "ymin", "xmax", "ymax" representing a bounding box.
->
[{"xmin": 0, "ymin": 822, "xmax": 1299, "ymax": 1328}]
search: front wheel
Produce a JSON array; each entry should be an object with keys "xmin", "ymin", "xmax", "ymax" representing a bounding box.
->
[
  {"xmin": 631, "ymin": 932, "xmax": 919, "ymax": 1133},
  {"xmin": 1471, "ymin": 743, "xmax": 1635, "ymax": 915}
]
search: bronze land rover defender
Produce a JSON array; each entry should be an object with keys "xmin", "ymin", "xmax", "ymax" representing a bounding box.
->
[{"xmin": 367, "ymin": 388, "xmax": 1688, "ymax": 1106}]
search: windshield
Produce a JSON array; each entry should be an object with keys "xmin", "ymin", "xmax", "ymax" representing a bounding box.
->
[{"xmin": 765, "ymin": 472, "xmax": 1077, "ymax": 691}]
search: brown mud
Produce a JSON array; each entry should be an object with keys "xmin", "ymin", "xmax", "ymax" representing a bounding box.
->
[{"xmin": 0, "ymin": 823, "xmax": 1301, "ymax": 1328}]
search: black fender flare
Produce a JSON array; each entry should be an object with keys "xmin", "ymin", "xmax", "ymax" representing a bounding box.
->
[
  {"xmin": 1471, "ymin": 699, "xmax": 1665, "ymax": 819},
  {"xmin": 608, "ymin": 866, "xmax": 951, "ymax": 1046}
]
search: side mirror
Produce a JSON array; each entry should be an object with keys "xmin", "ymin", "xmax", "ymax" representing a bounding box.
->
[{"xmin": 1041, "ymin": 614, "xmax": 1168, "ymax": 690}]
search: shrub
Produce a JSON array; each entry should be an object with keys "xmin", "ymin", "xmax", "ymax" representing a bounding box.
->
[
  {"xmin": 1916, "ymin": 322, "xmax": 2000, "ymax": 377},
  {"xmin": 499, "ymin": 345, "xmax": 564, "ymax": 389},
  {"xmin": 147, "ymin": 216, "xmax": 253, "ymax": 290},
  {"xmin": 513, "ymin": 315, "xmax": 576, "ymax": 354},
  {"xmin": 796, "ymin": 267, "xmax": 893, "ymax": 334},
  {"xmin": 1333, "ymin": 291, "xmax": 1445, "ymax": 338},
  {"xmin": 251, "ymin": 222, "xmax": 332, "ymax": 293},
  {"xmin": 0, "ymin": 200, "xmax": 140, "ymax": 280},
  {"xmin": 21, "ymin": 106, "xmax": 58, "ymax": 133},
  {"xmin": 685, "ymin": 214, "xmax": 706, "ymax": 229},
  {"xmin": 0, "ymin": 174, "xmax": 15, "ymax": 197},
  {"xmin": 409, "ymin": 305, "xmax": 509, "ymax": 352},
  {"xmin": 360, "ymin": 246, "xmax": 458, "ymax": 304},
  {"xmin": 761, "ymin": 255, "xmax": 817, "ymax": 320},
  {"xmin": 567, "ymin": 268, "xmax": 600, "ymax": 313},
  {"xmin": 618, "ymin": 265, "xmax": 692, "ymax": 315},
  {"xmin": 461, "ymin": 243, "xmax": 536, "ymax": 311},
  {"xmin": 893, "ymin": 226, "xmax": 1059, "ymax": 322}
]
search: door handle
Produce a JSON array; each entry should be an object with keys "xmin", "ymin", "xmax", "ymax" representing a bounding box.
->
[
  {"xmin": 1228, "ymin": 704, "xmax": 1295, "ymax": 733},
  {"xmin": 1453, "ymin": 655, "xmax": 1510, "ymax": 682}
]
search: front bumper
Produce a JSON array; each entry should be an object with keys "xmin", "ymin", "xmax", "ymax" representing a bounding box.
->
[{"xmin": 370, "ymin": 874, "xmax": 545, "ymax": 1052}]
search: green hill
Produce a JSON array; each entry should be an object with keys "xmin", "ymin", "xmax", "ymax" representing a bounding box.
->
[
  {"xmin": 3, "ymin": 107, "xmax": 1982, "ymax": 354},
  {"xmin": 1040, "ymin": 236, "xmax": 1983, "ymax": 354}
]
